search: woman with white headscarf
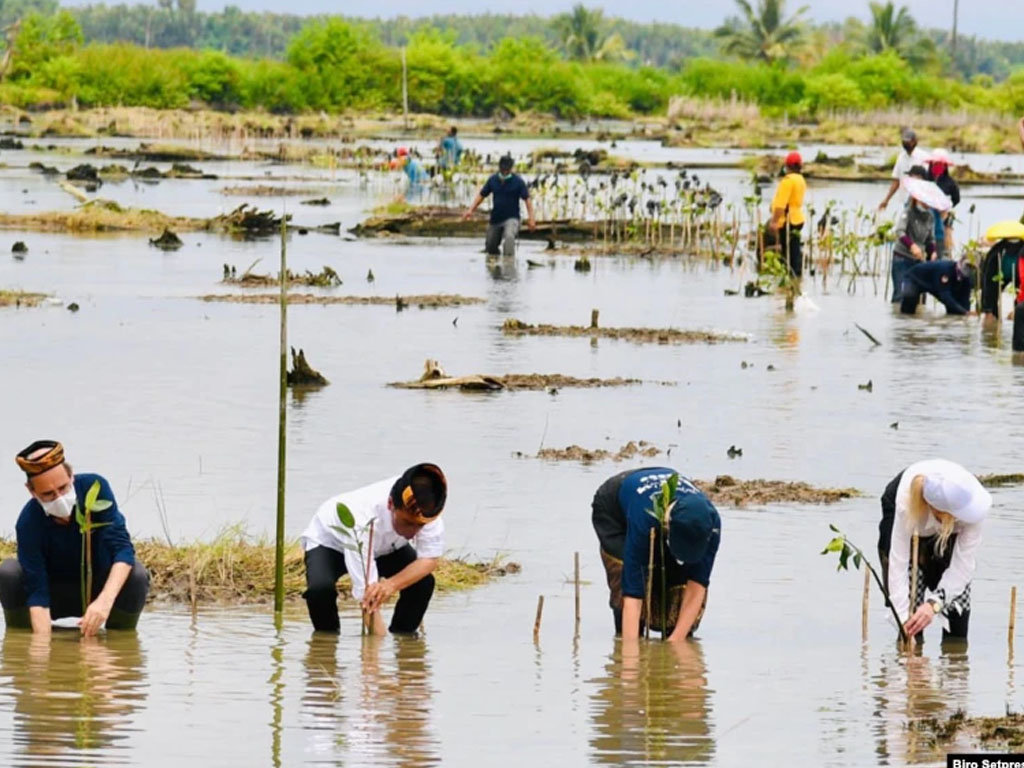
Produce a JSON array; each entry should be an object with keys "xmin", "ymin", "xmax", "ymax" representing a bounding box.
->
[{"xmin": 878, "ymin": 459, "xmax": 991, "ymax": 642}]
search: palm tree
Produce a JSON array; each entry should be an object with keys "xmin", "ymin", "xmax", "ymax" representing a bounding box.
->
[
  {"xmin": 866, "ymin": 1, "xmax": 917, "ymax": 54},
  {"xmin": 714, "ymin": 0, "xmax": 809, "ymax": 64},
  {"xmin": 554, "ymin": 4, "xmax": 604, "ymax": 62}
]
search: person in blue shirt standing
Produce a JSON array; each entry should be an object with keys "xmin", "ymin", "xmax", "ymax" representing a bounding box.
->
[
  {"xmin": 462, "ymin": 155, "xmax": 536, "ymax": 256},
  {"xmin": 437, "ymin": 127, "xmax": 463, "ymax": 177},
  {"xmin": 899, "ymin": 258, "xmax": 976, "ymax": 316},
  {"xmin": 592, "ymin": 467, "xmax": 721, "ymax": 642},
  {"xmin": 0, "ymin": 440, "xmax": 149, "ymax": 636}
]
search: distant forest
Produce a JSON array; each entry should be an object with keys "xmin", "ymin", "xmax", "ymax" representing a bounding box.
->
[{"xmin": 1, "ymin": 1, "xmax": 1021, "ymax": 81}]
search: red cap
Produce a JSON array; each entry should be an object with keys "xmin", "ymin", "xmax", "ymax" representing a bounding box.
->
[
  {"xmin": 396, "ymin": 147, "xmax": 409, "ymax": 157},
  {"xmin": 785, "ymin": 151, "xmax": 802, "ymax": 167}
]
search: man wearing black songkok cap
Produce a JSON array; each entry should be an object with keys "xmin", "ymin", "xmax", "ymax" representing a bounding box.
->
[{"xmin": 0, "ymin": 440, "xmax": 149, "ymax": 636}]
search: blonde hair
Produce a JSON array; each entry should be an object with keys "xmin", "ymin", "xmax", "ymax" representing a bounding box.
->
[{"xmin": 907, "ymin": 475, "xmax": 957, "ymax": 556}]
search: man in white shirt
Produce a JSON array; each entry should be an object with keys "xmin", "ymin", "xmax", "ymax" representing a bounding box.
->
[
  {"xmin": 300, "ymin": 464, "xmax": 447, "ymax": 634},
  {"xmin": 878, "ymin": 127, "xmax": 928, "ymax": 213}
]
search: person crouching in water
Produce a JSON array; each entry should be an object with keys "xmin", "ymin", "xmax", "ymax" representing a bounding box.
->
[
  {"xmin": 891, "ymin": 167, "xmax": 936, "ymax": 304},
  {"xmin": 899, "ymin": 258, "xmax": 976, "ymax": 316},
  {"xmin": 878, "ymin": 460, "xmax": 990, "ymax": 643},
  {"xmin": 300, "ymin": 464, "xmax": 446, "ymax": 634},
  {"xmin": 592, "ymin": 468, "xmax": 721, "ymax": 641}
]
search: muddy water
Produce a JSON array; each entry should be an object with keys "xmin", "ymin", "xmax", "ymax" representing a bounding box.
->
[{"xmin": 1, "ymin": 136, "xmax": 1024, "ymax": 765}]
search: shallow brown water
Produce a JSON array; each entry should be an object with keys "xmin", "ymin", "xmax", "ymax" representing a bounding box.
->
[{"xmin": 0, "ymin": 136, "xmax": 1023, "ymax": 766}]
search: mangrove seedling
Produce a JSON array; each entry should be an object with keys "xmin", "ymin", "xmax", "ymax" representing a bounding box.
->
[
  {"xmin": 645, "ymin": 473, "xmax": 679, "ymax": 639},
  {"xmin": 821, "ymin": 524, "xmax": 909, "ymax": 644},
  {"xmin": 75, "ymin": 479, "xmax": 112, "ymax": 615},
  {"xmin": 331, "ymin": 502, "xmax": 375, "ymax": 634}
]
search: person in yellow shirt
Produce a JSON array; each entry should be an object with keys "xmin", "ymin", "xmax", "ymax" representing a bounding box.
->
[{"xmin": 768, "ymin": 151, "xmax": 807, "ymax": 279}]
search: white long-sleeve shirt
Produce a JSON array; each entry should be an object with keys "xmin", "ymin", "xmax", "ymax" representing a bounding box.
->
[
  {"xmin": 300, "ymin": 477, "xmax": 444, "ymax": 601},
  {"xmin": 887, "ymin": 459, "xmax": 985, "ymax": 621}
]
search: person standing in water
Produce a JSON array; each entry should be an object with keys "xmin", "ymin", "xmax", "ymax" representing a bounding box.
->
[
  {"xmin": 891, "ymin": 169, "xmax": 937, "ymax": 303},
  {"xmin": 879, "ymin": 127, "xmax": 928, "ymax": 213},
  {"xmin": 768, "ymin": 151, "xmax": 807, "ymax": 280},
  {"xmin": 878, "ymin": 459, "xmax": 990, "ymax": 643},
  {"xmin": 462, "ymin": 155, "xmax": 536, "ymax": 257},
  {"xmin": 591, "ymin": 468, "xmax": 721, "ymax": 641}
]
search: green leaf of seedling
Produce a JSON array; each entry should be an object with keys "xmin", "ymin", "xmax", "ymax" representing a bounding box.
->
[
  {"xmin": 853, "ymin": 552, "xmax": 862, "ymax": 570},
  {"xmin": 820, "ymin": 536, "xmax": 844, "ymax": 555},
  {"xmin": 90, "ymin": 500, "xmax": 112, "ymax": 513},
  {"xmin": 838, "ymin": 544, "xmax": 851, "ymax": 571},
  {"xmin": 829, "ymin": 523, "xmax": 840, "ymax": 533},
  {"xmin": 74, "ymin": 505, "xmax": 86, "ymax": 528},
  {"xmin": 85, "ymin": 480, "xmax": 101, "ymax": 511},
  {"xmin": 336, "ymin": 503, "xmax": 355, "ymax": 530}
]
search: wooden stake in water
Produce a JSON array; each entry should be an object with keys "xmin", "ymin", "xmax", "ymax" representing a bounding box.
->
[
  {"xmin": 273, "ymin": 217, "xmax": 288, "ymax": 617},
  {"xmin": 908, "ymin": 533, "xmax": 919, "ymax": 646},
  {"xmin": 573, "ymin": 551, "xmax": 581, "ymax": 639},
  {"xmin": 590, "ymin": 309, "xmax": 599, "ymax": 329},
  {"xmin": 1010, "ymin": 585, "xmax": 1018, "ymax": 651},
  {"xmin": 533, "ymin": 595, "xmax": 544, "ymax": 642},
  {"xmin": 363, "ymin": 519, "xmax": 376, "ymax": 635},
  {"xmin": 862, "ymin": 566, "xmax": 870, "ymax": 640},
  {"xmin": 645, "ymin": 528, "xmax": 655, "ymax": 641},
  {"xmin": 401, "ymin": 47, "xmax": 409, "ymax": 132}
]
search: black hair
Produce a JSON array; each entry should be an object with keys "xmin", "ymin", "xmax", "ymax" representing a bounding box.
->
[
  {"xmin": 498, "ymin": 155, "xmax": 514, "ymax": 172},
  {"xmin": 450, "ymin": 126, "xmax": 458, "ymax": 136}
]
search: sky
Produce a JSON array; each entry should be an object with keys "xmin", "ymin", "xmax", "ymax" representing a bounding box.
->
[{"xmin": 134, "ymin": 0, "xmax": 1020, "ymax": 43}]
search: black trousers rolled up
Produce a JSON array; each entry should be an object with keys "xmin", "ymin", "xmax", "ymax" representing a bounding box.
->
[
  {"xmin": 0, "ymin": 558, "xmax": 150, "ymax": 630},
  {"xmin": 877, "ymin": 473, "xmax": 970, "ymax": 640},
  {"xmin": 783, "ymin": 223, "xmax": 803, "ymax": 279},
  {"xmin": 303, "ymin": 544, "xmax": 434, "ymax": 634}
]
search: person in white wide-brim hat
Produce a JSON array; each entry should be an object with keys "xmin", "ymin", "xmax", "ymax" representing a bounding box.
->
[{"xmin": 878, "ymin": 459, "xmax": 991, "ymax": 643}]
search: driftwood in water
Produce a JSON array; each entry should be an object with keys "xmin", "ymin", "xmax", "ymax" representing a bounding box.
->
[
  {"xmin": 351, "ymin": 207, "xmax": 600, "ymax": 242},
  {"xmin": 149, "ymin": 228, "xmax": 184, "ymax": 251},
  {"xmin": 214, "ymin": 204, "xmax": 290, "ymax": 237},
  {"xmin": 389, "ymin": 358, "xmax": 643, "ymax": 392},
  {"xmin": 286, "ymin": 347, "xmax": 329, "ymax": 387}
]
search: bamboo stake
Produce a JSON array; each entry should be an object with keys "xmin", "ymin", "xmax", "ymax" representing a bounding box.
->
[
  {"xmin": 533, "ymin": 595, "xmax": 544, "ymax": 642},
  {"xmin": 909, "ymin": 533, "xmax": 919, "ymax": 646},
  {"xmin": 645, "ymin": 528, "xmax": 655, "ymax": 640},
  {"xmin": 574, "ymin": 552, "xmax": 581, "ymax": 639},
  {"xmin": 590, "ymin": 309, "xmax": 599, "ymax": 329},
  {"xmin": 273, "ymin": 217, "xmax": 288, "ymax": 617},
  {"xmin": 363, "ymin": 519, "xmax": 375, "ymax": 635},
  {"xmin": 862, "ymin": 566, "xmax": 870, "ymax": 640},
  {"xmin": 1010, "ymin": 585, "xmax": 1018, "ymax": 651}
]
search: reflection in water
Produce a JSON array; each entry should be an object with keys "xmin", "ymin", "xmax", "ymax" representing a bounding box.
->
[
  {"xmin": 302, "ymin": 635, "xmax": 439, "ymax": 767},
  {"xmin": 589, "ymin": 640, "xmax": 714, "ymax": 766},
  {"xmin": 869, "ymin": 648, "xmax": 970, "ymax": 765},
  {"xmin": 0, "ymin": 629, "xmax": 146, "ymax": 766}
]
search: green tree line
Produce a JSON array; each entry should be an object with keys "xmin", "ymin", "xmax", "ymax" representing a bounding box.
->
[
  {"xmin": 0, "ymin": 0, "xmax": 1019, "ymax": 81},
  {"xmin": 0, "ymin": 3, "xmax": 1023, "ymax": 117}
]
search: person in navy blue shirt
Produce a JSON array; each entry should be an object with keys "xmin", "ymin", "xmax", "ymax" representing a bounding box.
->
[
  {"xmin": 900, "ymin": 258, "xmax": 977, "ymax": 316},
  {"xmin": 592, "ymin": 467, "xmax": 721, "ymax": 642},
  {"xmin": 462, "ymin": 155, "xmax": 536, "ymax": 257},
  {"xmin": 0, "ymin": 441, "xmax": 149, "ymax": 636}
]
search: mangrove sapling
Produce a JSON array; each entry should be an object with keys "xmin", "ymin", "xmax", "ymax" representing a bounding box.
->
[
  {"xmin": 645, "ymin": 473, "xmax": 679, "ymax": 640},
  {"xmin": 331, "ymin": 502, "xmax": 376, "ymax": 635},
  {"xmin": 821, "ymin": 525, "xmax": 909, "ymax": 645},
  {"xmin": 75, "ymin": 480, "xmax": 113, "ymax": 615}
]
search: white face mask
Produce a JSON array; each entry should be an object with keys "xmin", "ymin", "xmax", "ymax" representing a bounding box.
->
[{"xmin": 40, "ymin": 487, "xmax": 77, "ymax": 519}]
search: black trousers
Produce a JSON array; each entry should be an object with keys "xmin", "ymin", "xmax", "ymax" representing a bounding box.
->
[
  {"xmin": 783, "ymin": 223, "xmax": 803, "ymax": 278},
  {"xmin": 878, "ymin": 472, "xmax": 970, "ymax": 640},
  {"xmin": 303, "ymin": 544, "xmax": 434, "ymax": 634},
  {"xmin": 0, "ymin": 558, "xmax": 150, "ymax": 630}
]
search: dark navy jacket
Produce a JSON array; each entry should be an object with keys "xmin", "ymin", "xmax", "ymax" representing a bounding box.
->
[
  {"xmin": 904, "ymin": 260, "xmax": 972, "ymax": 315},
  {"xmin": 15, "ymin": 473, "xmax": 135, "ymax": 608},
  {"xmin": 479, "ymin": 173, "xmax": 529, "ymax": 224},
  {"xmin": 619, "ymin": 468, "xmax": 721, "ymax": 599}
]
